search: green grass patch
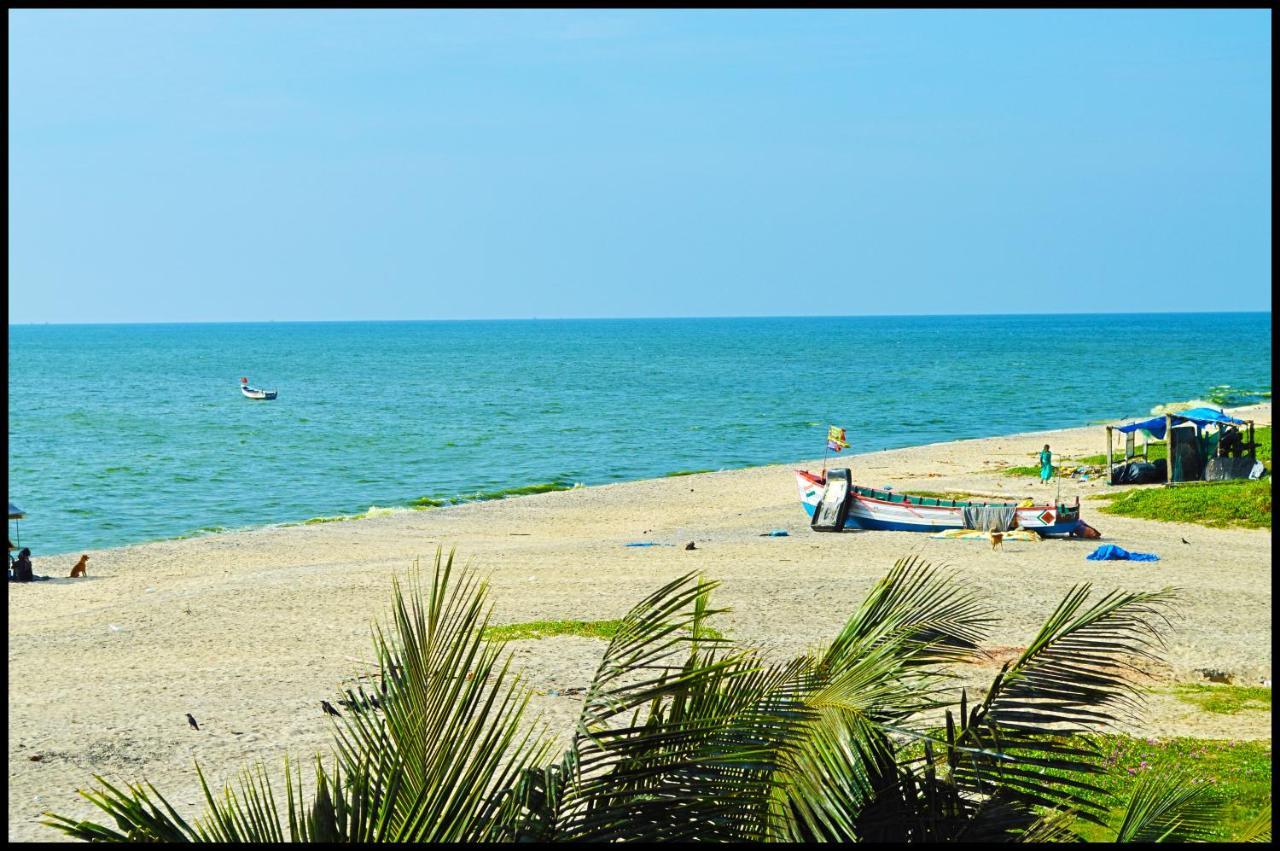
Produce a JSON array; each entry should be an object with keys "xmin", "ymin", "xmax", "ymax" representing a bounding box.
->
[
  {"xmin": 1069, "ymin": 735, "xmax": 1272, "ymax": 842},
  {"xmin": 1093, "ymin": 479, "xmax": 1271, "ymax": 529},
  {"xmin": 483, "ymin": 619, "xmax": 725, "ymax": 643},
  {"xmin": 999, "ymin": 465, "xmax": 1044, "ymax": 477},
  {"xmin": 899, "ymin": 733, "xmax": 1270, "ymax": 841},
  {"xmin": 1074, "ymin": 441, "xmax": 1169, "ymax": 466},
  {"xmin": 1169, "ymin": 683, "xmax": 1271, "ymax": 715},
  {"xmin": 663, "ymin": 469, "xmax": 715, "ymax": 477},
  {"xmin": 413, "ymin": 481, "xmax": 577, "ymax": 509}
]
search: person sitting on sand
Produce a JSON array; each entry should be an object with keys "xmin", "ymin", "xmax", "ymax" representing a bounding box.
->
[
  {"xmin": 1039, "ymin": 444, "xmax": 1054, "ymax": 484},
  {"xmin": 11, "ymin": 548, "xmax": 34, "ymax": 583}
]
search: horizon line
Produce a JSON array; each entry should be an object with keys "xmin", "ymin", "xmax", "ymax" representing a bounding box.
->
[{"xmin": 7, "ymin": 309, "xmax": 1274, "ymax": 327}]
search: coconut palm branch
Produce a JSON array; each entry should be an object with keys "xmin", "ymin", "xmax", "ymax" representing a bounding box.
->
[
  {"xmin": 44, "ymin": 551, "xmax": 1216, "ymax": 845},
  {"xmin": 44, "ymin": 550, "xmax": 553, "ymax": 842},
  {"xmin": 510, "ymin": 572, "xmax": 803, "ymax": 841},
  {"xmin": 1113, "ymin": 766, "xmax": 1223, "ymax": 842},
  {"xmin": 848, "ymin": 583, "xmax": 1179, "ymax": 842},
  {"xmin": 1236, "ymin": 803, "xmax": 1272, "ymax": 843}
]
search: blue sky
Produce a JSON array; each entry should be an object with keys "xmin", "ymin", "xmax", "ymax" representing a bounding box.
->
[{"xmin": 8, "ymin": 9, "xmax": 1272, "ymax": 323}]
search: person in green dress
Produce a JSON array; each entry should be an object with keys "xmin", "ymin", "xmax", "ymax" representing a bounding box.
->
[{"xmin": 1039, "ymin": 444, "xmax": 1053, "ymax": 483}]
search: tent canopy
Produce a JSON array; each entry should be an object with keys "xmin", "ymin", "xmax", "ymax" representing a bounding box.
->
[
  {"xmin": 8, "ymin": 502, "xmax": 23, "ymax": 520},
  {"xmin": 1114, "ymin": 407, "xmax": 1247, "ymax": 440}
]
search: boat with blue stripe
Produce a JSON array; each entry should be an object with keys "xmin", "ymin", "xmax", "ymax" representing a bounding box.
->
[{"xmin": 796, "ymin": 469, "xmax": 1084, "ymax": 536}]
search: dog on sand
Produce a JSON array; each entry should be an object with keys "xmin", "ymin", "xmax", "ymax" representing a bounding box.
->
[
  {"xmin": 988, "ymin": 531, "xmax": 1004, "ymax": 551},
  {"xmin": 69, "ymin": 555, "xmax": 89, "ymax": 578}
]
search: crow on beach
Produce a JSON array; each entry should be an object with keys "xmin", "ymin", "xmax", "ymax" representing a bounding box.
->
[
  {"xmin": 321, "ymin": 700, "xmax": 342, "ymax": 717},
  {"xmin": 186, "ymin": 714, "xmax": 200, "ymax": 731}
]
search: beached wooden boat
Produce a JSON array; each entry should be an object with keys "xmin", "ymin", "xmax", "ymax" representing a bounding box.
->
[
  {"xmin": 239, "ymin": 378, "xmax": 277, "ymax": 400},
  {"xmin": 795, "ymin": 469, "xmax": 1083, "ymax": 536}
]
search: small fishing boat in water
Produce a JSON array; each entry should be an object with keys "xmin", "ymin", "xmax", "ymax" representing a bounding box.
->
[
  {"xmin": 796, "ymin": 468, "xmax": 1084, "ymax": 536},
  {"xmin": 240, "ymin": 377, "xmax": 277, "ymax": 400}
]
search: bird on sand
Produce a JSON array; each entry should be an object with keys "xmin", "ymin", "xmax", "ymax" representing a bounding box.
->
[
  {"xmin": 321, "ymin": 700, "xmax": 342, "ymax": 717},
  {"xmin": 186, "ymin": 713, "xmax": 200, "ymax": 731},
  {"xmin": 685, "ymin": 541, "xmax": 697, "ymax": 550},
  {"xmin": 1181, "ymin": 537, "xmax": 1190, "ymax": 545}
]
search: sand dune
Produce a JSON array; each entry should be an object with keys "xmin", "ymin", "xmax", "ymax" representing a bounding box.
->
[{"xmin": 8, "ymin": 404, "xmax": 1270, "ymax": 841}]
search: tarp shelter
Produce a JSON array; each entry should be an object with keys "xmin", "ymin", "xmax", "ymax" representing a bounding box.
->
[
  {"xmin": 1114, "ymin": 407, "xmax": 1247, "ymax": 440},
  {"xmin": 9, "ymin": 501, "xmax": 23, "ymax": 554},
  {"xmin": 1106, "ymin": 408, "xmax": 1259, "ymax": 484}
]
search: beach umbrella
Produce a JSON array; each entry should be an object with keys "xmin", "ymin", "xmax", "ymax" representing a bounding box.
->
[{"xmin": 9, "ymin": 502, "xmax": 24, "ymax": 550}]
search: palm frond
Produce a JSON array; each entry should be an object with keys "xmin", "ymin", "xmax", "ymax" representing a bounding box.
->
[
  {"xmin": 1114, "ymin": 766, "xmax": 1224, "ymax": 842},
  {"xmin": 772, "ymin": 557, "xmax": 994, "ymax": 842},
  {"xmin": 326, "ymin": 549, "xmax": 554, "ymax": 841},
  {"xmin": 1236, "ymin": 803, "xmax": 1272, "ymax": 843},
  {"xmin": 552, "ymin": 572, "xmax": 795, "ymax": 841},
  {"xmin": 935, "ymin": 586, "xmax": 1180, "ymax": 822}
]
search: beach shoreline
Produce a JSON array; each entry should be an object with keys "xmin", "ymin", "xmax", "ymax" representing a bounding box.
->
[{"xmin": 9, "ymin": 404, "xmax": 1271, "ymax": 841}]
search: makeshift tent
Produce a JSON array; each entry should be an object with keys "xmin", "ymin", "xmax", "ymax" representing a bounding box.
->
[
  {"xmin": 1106, "ymin": 408, "xmax": 1258, "ymax": 484},
  {"xmin": 9, "ymin": 502, "xmax": 23, "ymax": 554},
  {"xmin": 1113, "ymin": 407, "xmax": 1246, "ymax": 440}
]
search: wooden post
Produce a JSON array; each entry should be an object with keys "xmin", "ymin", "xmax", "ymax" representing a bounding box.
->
[
  {"xmin": 1106, "ymin": 426, "xmax": 1114, "ymax": 482},
  {"xmin": 1248, "ymin": 420, "xmax": 1255, "ymax": 460},
  {"xmin": 1165, "ymin": 414, "xmax": 1175, "ymax": 482}
]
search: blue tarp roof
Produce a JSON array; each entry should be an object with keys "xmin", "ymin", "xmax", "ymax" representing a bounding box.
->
[{"xmin": 1115, "ymin": 407, "xmax": 1247, "ymax": 439}]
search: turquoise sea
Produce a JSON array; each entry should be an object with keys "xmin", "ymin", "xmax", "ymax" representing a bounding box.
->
[{"xmin": 7, "ymin": 314, "xmax": 1272, "ymax": 556}]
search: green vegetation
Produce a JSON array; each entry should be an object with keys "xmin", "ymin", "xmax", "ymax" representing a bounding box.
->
[
  {"xmin": 414, "ymin": 481, "xmax": 577, "ymax": 509},
  {"xmin": 1066, "ymin": 736, "xmax": 1272, "ymax": 842},
  {"xmin": 484, "ymin": 618, "xmax": 724, "ymax": 643},
  {"xmin": 1169, "ymin": 683, "xmax": 1271, "ymax": 715},
  {"xmin": 1093, "ymin": 478, "xmax": 1271, "ymax": 529},
  {"xmin": 895, "ymin": 732, "xmax": 1272, "ymax": 842},
  {"xmin": 302, "ymin": 514, "xmax": 354, "ymax": 525},
  {"xmin": 1205, "ymin": 385, "xmax": 1271, "ymax": 407},
  {"xmin": 999, "ymin": 464, "xmax": 1043, "ymax": 477},
  {"xmin": 663, "ymin": 469, "xmax": 715, "ymax": 477},
  {"xmin": 1074, "ymin": 441, "xmax": 1169, "ymax": 466},
  {"xmin": 44, "ymin": 551, "xmax": 1266, "ymax": 843},
  {"xmin": 483, "ymin": 619, "xmax": 623, "ymax": 642}
]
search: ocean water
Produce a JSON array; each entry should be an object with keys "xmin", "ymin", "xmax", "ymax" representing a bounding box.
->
[{"xmin": 7, "ymin": 314, "xmax": 1272, "ymax": 555}]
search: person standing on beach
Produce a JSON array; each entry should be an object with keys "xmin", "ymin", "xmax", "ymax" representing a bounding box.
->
[{"xmin": 1039, "ymin": 444, "xmax": 1054, "ymax": 484}]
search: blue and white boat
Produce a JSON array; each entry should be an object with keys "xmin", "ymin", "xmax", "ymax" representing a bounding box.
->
[
  {"xmin": 240, "ymin": 377, "xmax": 277, "ymax": 400},
  {"xmin": 796, "ymin": 468, "xmax": 1084, "ymax": 536}
]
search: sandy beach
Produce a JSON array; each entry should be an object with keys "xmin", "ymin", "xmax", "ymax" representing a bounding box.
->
[{"xmin": 8, "ymin": 405, "xmax": 1271, "ymax": 841}]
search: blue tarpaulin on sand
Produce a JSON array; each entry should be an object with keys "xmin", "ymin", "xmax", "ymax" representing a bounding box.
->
[
  {"xmin": 1086, "ymin": 544, "xmax": 1160, "ymax": 562},
  {"xmin": 1114, "ymin": 408, "xmax": 1246, "ymax": 440}
]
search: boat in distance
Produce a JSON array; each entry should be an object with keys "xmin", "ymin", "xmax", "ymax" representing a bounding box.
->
[
  {"xmin": 796, "ymin": 468, "xmax": 1084, "ymax": 536},
  {"xmin": 240, "ymin": 377, "xmax": 278, "ymax": 400}
]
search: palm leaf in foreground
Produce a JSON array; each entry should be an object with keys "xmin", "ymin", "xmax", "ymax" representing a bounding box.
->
[
  {"xmin": 853, "ymin": 584, "xmax": 1180, "ymax": 842},
  {"xmin": 1113, "ymin": 765, "xmax": 1223, "ymax": 842},
  {"xmin": 44, "ymin": 549, "xmax": 550, "ymax": 842},
  {"xmin": 1236, "ymin": 802, "xmax": 1272, "ymax": 843}
]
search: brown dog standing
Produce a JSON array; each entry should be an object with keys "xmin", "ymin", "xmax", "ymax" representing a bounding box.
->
[
  {"xmin": 69, "ymin": 555, "xmax": 89, "ymax": 578},
  {"xmin": 989, "ymin": 531, "xmax": 1004, "ymax": 551}
]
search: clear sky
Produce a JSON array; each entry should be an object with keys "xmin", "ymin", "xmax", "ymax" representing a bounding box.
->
[{"xmin": 8, "ymin": 9, "xmax": 1272, "ymax": 323}]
